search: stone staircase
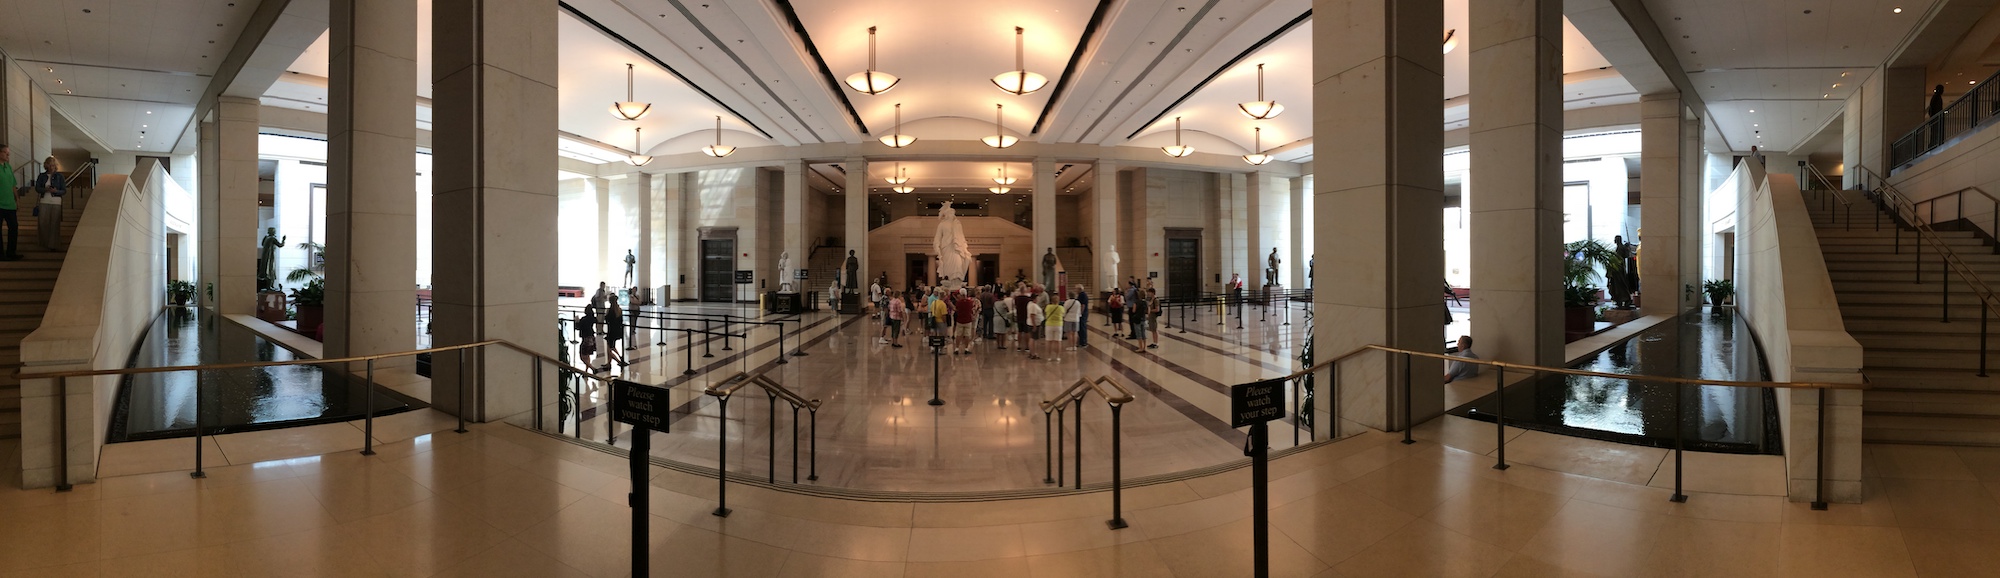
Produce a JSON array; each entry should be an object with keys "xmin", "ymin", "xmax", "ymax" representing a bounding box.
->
[
  {"xmin": 803, "ymin": 246, "xmax": 847, "ymax": 295},
  {"xmin": 1809, "ymin": 190, "xmax": 2000, "ymax": 446},
  {"xmin": 1, "ymin": 202, "xmax": 83, "ymax": 439},
  {"xmin": 1055, "ymin": 247, "xmax": 1093, "ymax": 291}
]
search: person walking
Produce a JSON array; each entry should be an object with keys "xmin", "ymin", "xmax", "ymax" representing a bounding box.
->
[
  {"xmin": 1146, "ymin": 288, "xmax": 1163, "ymax": 349},
  {"xmin": 869, "ymin": 277, "xmax": 884, "ymax": 320},
  {"xmin": 0, "ymin": 145, "xmax": 22, "ymax": 261},
  {"xmin": 33, "ymin": 157, "xmax": 64, "ymax": 251},
  {"xmin": 1061, "ymin": 290, "xmax": 1082, "ymax": 351},
  {"xmin": 886, "ymin": 291, "xmax": 906, "ymax": 348},
  {"xmin": 605, "ymin": 301, "xmax": 627, "ymax": 368},
  {"xmin": 576, "ymin": 306, "xmax": 598, "ymax": 370},
  {"xmin": 979, "ymin": 286, "xmax": 997, "ymax": 340},
  {"xmin": 953, "ymin": 289, "xmax": 978, "ymax": 354},
  {"xmin": 1043, "ymin": 295, "xmax": 1066, "ymax": 360}
]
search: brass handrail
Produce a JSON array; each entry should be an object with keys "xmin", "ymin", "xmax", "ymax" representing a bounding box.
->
[
  {"xmin": 15, "ymin": 338, "xmax": 612, "ymax": 385},
  {"xmin": 704, "ymin": 370, "xmax": 821, "ymax": 410},
  {"xmin": 1871, "ymin": 181, "xmax": 2000, "ymax": 321},
  {"xmin": 1038, "ymin": 375, "xmax": 1135, "ymax": 412}
]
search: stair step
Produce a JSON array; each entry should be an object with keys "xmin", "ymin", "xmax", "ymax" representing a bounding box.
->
[
  {"xmin": 1823, "ymin": 261, "xmax": 2000, "ymax": 273},
  {"xmin": 1834, "ymin": 281, "xmax": 1984, "ymax": 293},
  {"xmin": 1840, "ymin": 303, "xmax": 1990, "ymax": 318},
  {"xmin": 1865, "ymin": 369, "xmax": 2000, "ymax": 391},
  {"xmin": 1815, "ymin": 234, "xmax": 1985, "ymax": 245},
  {"xmin": 1844, "ymin": 318, "xmax": 1988, "ymax": 334},
  {"xmin": 1830, "ymin": 271, "xmax": 1986, "ymax": 282},
  {"xmin": 1823, "ymin": 252, "xmax": 2000, "ymax": 263},
  {"xmin": 1819, "ymin": 244, "xmax": 1991, "ymax": 255},
  {"xmin": 1854, "ymin": 332, "xmax": 1995, "ymax": 350},
  {"xmin": 0, "ymin": 304, "xmax": 49, "ymax": 317},
  {"xmin": 1868, "ymin": 389, "xmax": 2000, "ymax": 417},
  {"xmin": 1816, "ymin": 229, "xmax": 1976, "ymax": 239},
  {"xmin": 1865, "ymin": 348, "xmax": 2000, "ymax": 371},
  {"xmin": 1839, "ymin": 291, "xmax": 1991, "ymax": 305},
  {"xmin": 0, "ymin": 317, "xmax": 39, "ymax": 331},
  {"xmin": 0, "ymin": 279, "xmax": 56, "ymax": 292}
]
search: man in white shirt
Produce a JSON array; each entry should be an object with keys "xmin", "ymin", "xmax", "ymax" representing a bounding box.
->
[
  {"xmin": 1443, "ymin": 335, "xmax": 1481, "ymax": 383},
  {"xmin": 1061, "ymin": 291, "xmax": 1083, "ymax": 350}
]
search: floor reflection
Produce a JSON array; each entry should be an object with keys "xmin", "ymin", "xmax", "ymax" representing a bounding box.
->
[
  {"xmin": 1448, "ymin": 310, "xmax": 1781, "ymax": 455},
  {"xmin": 108, "ymin": 308, "xmax": 421, "ymax": 442}
]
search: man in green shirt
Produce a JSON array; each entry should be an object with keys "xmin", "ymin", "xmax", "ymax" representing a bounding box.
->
[{"xmin": 0, "ymin": 145, "xmax": 20, "ymax": 260}]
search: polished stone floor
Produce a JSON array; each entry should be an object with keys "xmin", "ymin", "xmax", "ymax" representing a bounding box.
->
[
  {"xmin": 552, "ymin": 303, "xmax": 1323, "ymax": 492},
  {"xmin": 6, "ymin": 419, "xmax": 2000, "ymax": 577}
]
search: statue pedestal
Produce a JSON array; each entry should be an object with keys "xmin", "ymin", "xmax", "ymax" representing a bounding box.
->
[{"xmin": 256, "ymin": 291, "xmax": 288, "ymax": 323}]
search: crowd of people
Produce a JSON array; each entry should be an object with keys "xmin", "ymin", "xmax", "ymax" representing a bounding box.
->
[
  {"xmin": 571, "ymin": 282, "xmax": 635, "ymax": 373},
  {"xmin": 867, "ymin": 275, "xmax": 1167, "ymax": 359}
]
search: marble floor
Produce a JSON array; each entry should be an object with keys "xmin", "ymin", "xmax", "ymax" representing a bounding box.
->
[
  {"xmin": 551, "ymin": 304, "xmax": 1325, "ymax": 492},
  {"xmin": 6, "ymin": 419, "xmax": 2000, "ymax": 577}
]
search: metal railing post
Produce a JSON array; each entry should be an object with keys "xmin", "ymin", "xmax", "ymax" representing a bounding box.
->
[
  {"xmin": 1670, "ymin": 381, "xmax": 1687, "ymax": 503},
  {"xmin": 1983, "ymin": 305, "xmax": 1991, "ymax": 377},
  {"xmin": 533, "ymin": 358, "xmax": 544, "ymax": 430},
  {"xmin": 1812, "ymin": 389, "xmax": 1830, "ymax": 511},
  {"xmin": 362, "ymin": 359, "xmax": 377, "ymax": 456},
  {"xmin": 722, "ymin": 319, "xmax": 734, "ymax": 351},
  {"xmin": 767, "ymin": 391, "xmax": 777, "ymax": 484},
  {"xmin": 808, "ymin": 406, "xmax": 819, "ymax": 481},
  {"xmin": 1055, "ymin": 404, "xmax": 1066, "ymax": 486},
  {"xmin": 1043, "ymin": 408, "xmax": 1055, "ymax": 484},
  {"xmin": 192, "ymin": 370, "xmax": 206, "ymax": 479},
  {"xmin": 1108, "ymin": 402, "xmax": 1128, "ymax": 530},
  {"xmin": 1494, "ymin": 367, "xmax": 1509, "ymax": 470},
  {"xmin": 684, "ymin": 329, "xmax": 697, "ymax": 375},
  {"xmin": 791, "ymin": 404, "xmax": 800, "ymax": 483},
  {"xmin": 776, "ymin": 326, "xmax": 788, "ymax": 364},
  {"xmin": 713, "ymin": 395, "xmax": 732, "ymax": 517},
  {"xmin": 455, "ymin": 348, "xmax": 469, "ymax": 434},
  {"xmin": 1945, "ymin": 254, "xmax": 1953, "ymax": 323},
  {"xmin": 1401, "ymin": 352, "xmax": 1415, "ymax": 445},
  {"xmin": 55, "ymin": 376, "xmax": 71, "ymax": 492},
  {"xmin": 1074, "ymin": 395, "xmax": 1084, "ymax": 490},
  {"xmin": 703, "ymin": 321, "xmax": 714, "ymax": 358}
]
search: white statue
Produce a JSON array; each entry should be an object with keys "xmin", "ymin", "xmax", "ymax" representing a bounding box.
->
[
  {"xmin": 777, "ymin": 251, "xmax": 792, "ymax": 292},
  {"xmin": 933, "ymin": 205, "xmax": 973, "ymax": 285},
  {"xmin": 1107, "ymin": 244, "xmax": 1120, "ymax": 289}
]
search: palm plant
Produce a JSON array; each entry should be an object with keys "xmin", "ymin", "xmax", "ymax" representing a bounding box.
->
[
  {"xmin": 1562, "ymin": 239, "xmax": 1621, "ymax": 307},
  {"xmin": 286, "ymin": 241, "xmax": 327, "ymax": 283}
]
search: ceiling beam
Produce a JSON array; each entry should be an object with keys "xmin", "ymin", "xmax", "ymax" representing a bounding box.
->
[
  {"xmin": 1565, "ymin": 0, "xmax": 1725, "ymax": 150},
  {"xmin": 171, "ymin": 0, "xmax": 300, "ymax": 154}
]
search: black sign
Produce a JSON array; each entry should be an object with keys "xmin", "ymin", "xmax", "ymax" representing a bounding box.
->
[
  {"xmin": 795, "ymin": 270, "xmax": 809, "ymax": 279},
  {"xmin": 734, "ymin": 270, "xmax": 754, "ymax": 284},
  {"xmin": 612, "ymin": 379, "xmax": 672, "ymax": 430},
  {"xmin": 927, "ymin": 335, "xmax": 947, "ymax": 348},
  {"xmin": 1230, "ymin": 379, "xmax": 1286, "ymax": 428}
]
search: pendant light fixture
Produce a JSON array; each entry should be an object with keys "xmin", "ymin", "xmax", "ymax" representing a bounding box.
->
[
  {"xmin": 1442, "ymin": 29, "xmax": 1459, "ymax": 54},
  {"xmin": 989, "ymin": 185, "xmax": 1012, "ymax": 194},
  {"xmin": 893, "ymin": 184, "xmax": 915, "ymax": 194},
  {"xmin": 991, "ymin": 27, "xmax": 1048, "ymax": 95},
  {"xmin": 609, "ymin": 63, "xmax": 652, "ymax": 121},
  {"xmin": 982, "ymin": 104, "xmax": 1017, "ymax": 148},
  {"xmin": 1161, "ymin": 117, "xmax": 1195, "ymax": 158},
  {"xmin": 1242, "ymin": 127, "xmax": 1272, "ymax": 165},
  {"xmin": 844, "ymin": 26, "xmax": 900, "ymax": 95},
  {"xmin": 885, "ymin": 162, "xmax": 909, "ymax": 185},
  {"xmin": 994, "ymin": 166, "xmax": 1016, "ymax": 185},
  {"xmin": 627, "ymin": 127, "xmax": 653, "ymax": 166},
  {"xmin": 1237, "ymin": 64, "xmax": 1283, "ymax": 119},
  {"xmin": 880, "ymin": 103, "xmax": 916, "ymax": 147},
  {"xmin": 700, "ymin": 116, "xmax": 736, "ymax": 157}
]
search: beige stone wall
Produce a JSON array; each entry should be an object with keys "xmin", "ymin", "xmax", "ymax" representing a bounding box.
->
[
  {"xmin": 867, "ymin": 216, "xmax": 1033, "ymax": 291},
  {"xmin": 1885, "ymin": 103, "xmax": 2000, "ymax": 239}
]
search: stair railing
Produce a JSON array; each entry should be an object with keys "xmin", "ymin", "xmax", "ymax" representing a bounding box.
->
[
  {"xmin": 702, "ymin": 369, "xmax": 822, "ymax": 518},
  {"xmin": 59, "ymin": 160, "xmax": 95, "ymax": 211},
  {"xmin": 1040, "ymin": 375, "xmax": 1137, "ymax": 529},
  {"xmin": 1799, "ymin": 162, "xmax": 1853, "ymax": 230},
  {"xmin": 1858, "ymin": 165, "xmax": 2000, "ymax": 376}
]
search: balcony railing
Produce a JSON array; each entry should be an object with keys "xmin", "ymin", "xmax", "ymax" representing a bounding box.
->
[{"xmin": 1892, "ymin": 69, "xmax": 2000, "ymax": 167}]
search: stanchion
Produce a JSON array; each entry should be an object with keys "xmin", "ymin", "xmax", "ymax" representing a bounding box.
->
[
  {"xmin": 1493, "ymin": 366, "xmax": 1508, "ymax": 470},
  {"xmin": 1401, "ymin": 353, "xmax": 1414, "ymax": 445},
  {"xmin": 1055, "ymin": 404, "xmax": 1066, "ymax": 486},
  {"xmin": 533, "ymin": 358, "xmax": 544, "ymax": 430},
  {"xmin": 362, "ymin": 359, "xmax": 377, "ymax": 456},
  {"xmin": 1670, "ymin": 381, "xmax": 1688, "ymax": 503},
  {"xmin": 703, "ymin": 321, "xmax": 715, "ymax": 358},
  {"xmin": 455, "ymin": 348, "xmax": 469, "ymax": 434},
  {"xmin": 684, "ymin": 329, "xmax": 697, "ymax": 376},
  {"xmin": 808, "ymin": 406, "xmax": 819, "ymax": 481},
  {"xmin": 1250, "ymin": 420, "xmax": 1269, "ymax": 578},
  {"xmin": 55, "ymin": 376, "xmax": 71, "ymax": 491},
  {"xmin": 1812, "ymin": 389, "xmax": 1829, "ymax": 510},
  {"xmin": 776, "ymin": 327, "xmax": 788, "ymax": 364},
  {"xmin": 722, "ymin": 319, "xmax": 734, "ymax": 351},
  {"xmin": 767, "ymin": 391, "xmax": 778, "ymax": 483},
  {"xmin": 1043, "ymin": 409, "xmax": 1055, "ymax": 484},
  {"xmin": 1108, "ymin": 403, "xmax": 1128, "ymax": 530},
  {"xmin": 1073, "ymin": 395, "xmax": 1084, "ymax": 490},
  {"xmin": 714, "ymin": 396, "xmax": 733, "ymax": 517},
  {"xmin": 791, "ymin": 405, "xmax": 800, "ymax": 483},
  {"xmin": 192, "ymin": 370, "xmax": 206, "ymax": 478}
]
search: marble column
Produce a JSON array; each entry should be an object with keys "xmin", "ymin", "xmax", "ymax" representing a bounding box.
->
[
  {"xmin": 198, "ymin": 118, "xmax": 219, "ymax": 310},
  {"xmin": 1290, "ymin": 176, "xmax": 1307, "ymax": 287},
  {"xmin": 633, "ymin": 172, "xmax": 654, "ymax": 301},
  {"xmin": 843, "ymin": 158, "xmax": 868, "ymax": 292},
  {"xmin": 782, "ymin": 160, "xmax": 806, "ymax": 292},
  {"xmin": 1247, "ymin": 172, "xmax": 1289, "ymax": 287},
  {"xmin": 431, "ymin": 0, "xmax": 558, "ymax": 421},
  {"xmin": 215, "ymin": 97, "xmax": 260, "ymax": 316},
  {"xmin": 1312, "ymin": 0, "xmax": 1445, "ymax": 433},
  {"xmin": 662, "ymin": 173, "xmax": 685, "ymax": 299},
  {"xmin": 1033, "ymin": 158, "xmax": 1057, "ymax": 285},
  {"xmin": 325, "ymin": 0, "xmax": 417, "ymax": 360},
  {"xmin": 1218, "ymin": 172, "xmax": 1246, "ymax": 285},
  {"xmin": 1640, "ymin": 94, "xmax": 1685, "ymax": 317},
  {"xmin": 1468, "ymin": 0, "xmax": 1564, "ymax": 368},
  {"xmin": 1094, "ymin": 160, "xmax": 1119, "ymax": 290}
]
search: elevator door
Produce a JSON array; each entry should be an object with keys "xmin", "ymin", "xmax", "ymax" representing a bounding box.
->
[
  {"xmin": 701, "ymin": 239, "xmax": 736, "ymax": 302},
  {"xmin": 1166, "ymin": 238, "xmax": 1200, "ymax": 300}
]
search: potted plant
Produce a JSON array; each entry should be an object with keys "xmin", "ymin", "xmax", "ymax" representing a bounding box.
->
[
  {"xmin": 289, "ymin": 278, "xmax": 325, "ymax": 339},
  {"xmin": 167, "ymin": 280, "xmax": 195, "ymax": 307},
  {"xmin": 1703, "ymin": 279, "xmax": 1735, "ymax": 313},
  {"xmin": 1563, "ymin": 239, "xmax": 1620, "ymax": 335},
  {"xmin": 287, "ymin": 241, "xmax": 326, "ymax": 284}
]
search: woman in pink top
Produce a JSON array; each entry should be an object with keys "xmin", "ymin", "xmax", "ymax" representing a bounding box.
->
[{"xmin": 886, "ymin": 292, "xmax": 906, "ymax": 349}]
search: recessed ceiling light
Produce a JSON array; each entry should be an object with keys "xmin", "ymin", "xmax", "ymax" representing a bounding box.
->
[
  {"xmin": 1753, "ymin": 124, "xmax": 1759, "ymax": 127},
  {"xmin": 146, "ymin": 111, "xmax": 152, "ymax": 114},
  {"xmin": 1841, "ymin": 71, "xmax": 1850, "ymax": 77},
  {"xmin": 1893, "ymin": 6, "xmax": 1903, "ymax": 13},
  {"xmin": 1748, "ymin": 109, "xmax": 1755, "ymax": 113}
]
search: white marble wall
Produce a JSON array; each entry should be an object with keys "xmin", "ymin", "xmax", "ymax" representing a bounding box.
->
[{"xmin": 1468, "ymin": 0, "xmax": 1563, "ymax": 368}]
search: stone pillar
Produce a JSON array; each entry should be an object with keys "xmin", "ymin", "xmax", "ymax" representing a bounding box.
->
[
  {"xmin": 662, "ymin": 173, "xmax": 684, "ymax": 299},
  {"xmin": 1290, "ymin": 176, "xmax": 1307, "ymax": 287},
  {"xmin": 1218, "ymin": 172, "xmax": 1246, "ymax": 285},
  {"xmin": 595, "ymin": 178, "xmax": 613, "ymax": 284},
  {"xmin": 325, "ymin": 0, "xmax": 417, "ymax": 360},
  {"xmin": 1468, "ymin": 0, "xmax": 1564, "ymax": 368},
  {"xmin": 431, "ymin": 0, "xmax": 558, "ymax": 421},
  {"xmin": 198, "ymin": 118, "xmax": 219, "ymax": 310},
  {"xmin": 1033, "ymin": 158, "xmax": 1057, "ymax": 284},
  {"xmin": 1247, "ymin": 172, "xmax": 1289, "ymax": 287},
  {"xmin": 843, "ymin": 158, "xmax": 868, "ymax": 292},
  {"xmin": 1640, "ymin": 94, "xmax": 1686, "ymax": 317},
  {"xmin": 216, "ymin": 97, "xmax": 261, "ymax": 315},
  {"xmin": 1095, "ymin": 160, "xmax": 1119, "ymax": 290},
  {"xmin": 782, "ymin": 160, "xmax": 806, "ymax": 292},
  {"xmin": 1312, "ymin": 0, "xmax": 1445, "ymax": 433},
  {"xmin": 633, "ymin": 172, "xmax": 653, "ymax": 301}
]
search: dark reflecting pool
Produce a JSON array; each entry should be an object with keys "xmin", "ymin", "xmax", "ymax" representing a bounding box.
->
[
  {"xmin": 109, "ymin": 308, "xmax": 420, "ymax": 442},
  {"xmin": 1448, "ymin": 310, "xmax": 1782, "ymax": 455}
]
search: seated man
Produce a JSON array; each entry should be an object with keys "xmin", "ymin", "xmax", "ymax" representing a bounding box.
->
[{"xmin": 1443, "ymin": 335, "xmax": 1481, "ymax": 384}]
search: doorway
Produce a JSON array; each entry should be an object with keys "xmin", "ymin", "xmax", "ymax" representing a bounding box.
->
[
  {"xmin": 700, "ymin": 239, "xmax": 735, "ymax": 303},
  {"xmin": 906, "ymin": 253, "xmax": 929, "ymax": 291},
  {"xmin": 1165, "ymin": 228, "xmax": 1202, "ymax": 299},
  {"xmin": 976, "ymin": 254, "xmax": 998, "ymax": 287}
]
